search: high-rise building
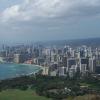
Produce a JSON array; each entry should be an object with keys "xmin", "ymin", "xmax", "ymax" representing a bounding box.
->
[
  {"xmin": 89, "ymin": 57, "xmax": 95, "ymax": 73},
  {"xmin": 80, "ymin": 58, "xmax": 89, "ymax": 75},
  {"xmin": 14, "ymin": 54, "xmax": 20, "ymax": 63},
  {"xmin": 14, "ymin": 54, "xmax": 25, "ymax": 63},
  {"xmin": 58, "ymin": 66, "xmax": 67, "ymax": 76}
]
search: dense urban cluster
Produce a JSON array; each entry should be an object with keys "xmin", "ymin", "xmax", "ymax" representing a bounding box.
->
[
  {"xmin": 0, "ymin": 44, "xmax": 100, "ymax": 77},
  {"xmin": 0, "ymin": 44, "xmax": 100, "ymax": 100}
]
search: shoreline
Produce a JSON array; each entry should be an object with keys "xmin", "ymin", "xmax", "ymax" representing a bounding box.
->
[{"xmin": 0, "ymin": 63, "xmax": 43, "ymax": 81}]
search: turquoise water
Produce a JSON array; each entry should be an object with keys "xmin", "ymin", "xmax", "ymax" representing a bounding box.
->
[{"xmin": 0, "ymin": 63, "xmax": 41, "ymax": 80}]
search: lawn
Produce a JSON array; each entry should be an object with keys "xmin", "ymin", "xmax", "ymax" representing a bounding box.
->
[{"xmin": 0, "ymin": 89, "xmax": 51, "ymax": 100}]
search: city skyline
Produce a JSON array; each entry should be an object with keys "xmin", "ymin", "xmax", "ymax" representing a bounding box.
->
[
  {"xmin": 0, "ymin": 1, "xmax": 100, "ymax": 99},
  {"xmin": 0, "ymin": 0, "xmax": 100, "ymax": 43}
]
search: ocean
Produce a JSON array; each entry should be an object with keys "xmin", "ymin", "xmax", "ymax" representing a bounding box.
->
[{"xmin": 0, "ymin": 63, "xmax": 41, "ymax": 80}]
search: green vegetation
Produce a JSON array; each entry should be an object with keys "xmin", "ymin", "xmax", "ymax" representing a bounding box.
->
[
  {"xmin": 0, "ymin": 74, "xmax": 99, "ymax": 100},
  {"xmin": 67, "ymin": 95, "xmax": 100, "ymax": 100},
  {"xmin": 80, "ymin": 75, "xmax": 100, "ymax": 91},
  {"xmin": 35, "ymin": 76, "xmax": 81, "ymax": 99},
  {"xmin": 0, "ymin": 90, "xmax": 100, "ymax": 100},
  {"xmin": 0, "ymin": 89, "xmax": 51, "ymax": 100}
]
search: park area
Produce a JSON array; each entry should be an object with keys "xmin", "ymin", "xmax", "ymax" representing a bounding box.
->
[
  {"xmin": 0, "ymin": 89, "xmax": 99, "ymax": 100},
  {"xmin": 0, "ymin": 75, "xmax": 100, "ymax": 100},
  {"xmin": 0, "ymin": 89, "xmax": 51, "ymax": 100}
]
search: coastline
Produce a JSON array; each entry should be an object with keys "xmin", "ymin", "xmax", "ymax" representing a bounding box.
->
[{"xmin": 0, "ymin": 63, "xmax": 42, "ymax": 80}]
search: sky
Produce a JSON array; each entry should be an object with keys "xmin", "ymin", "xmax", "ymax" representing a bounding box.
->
[{"xmin": 0, "ymin": 0, "xmax": 100, "ymax": 43}]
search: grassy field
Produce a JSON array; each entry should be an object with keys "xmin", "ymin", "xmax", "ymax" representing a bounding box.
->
[{"xmin": 0, "ymin": 89, "xmax": 51, "ymax": 100}]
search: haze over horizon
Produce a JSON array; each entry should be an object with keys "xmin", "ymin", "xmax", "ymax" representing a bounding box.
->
[{"xmin": 0, "ymin": 0, "xmax": 100, "ymax": 43}]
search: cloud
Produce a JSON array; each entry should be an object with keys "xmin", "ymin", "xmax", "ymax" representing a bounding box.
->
[{"xmin": 0, "ymin": 0, "xmax": 100, "ymax": 22}]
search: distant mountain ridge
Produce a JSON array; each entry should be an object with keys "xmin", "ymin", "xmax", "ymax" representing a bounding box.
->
[{"xmin": 39, "ymin": 37, "xmax": 100, "ymax": 47}]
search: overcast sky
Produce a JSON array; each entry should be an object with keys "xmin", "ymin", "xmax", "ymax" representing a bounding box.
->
[{"xmin": 0, "ymin": 0, "xmax": 100, "ymax": 43}]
